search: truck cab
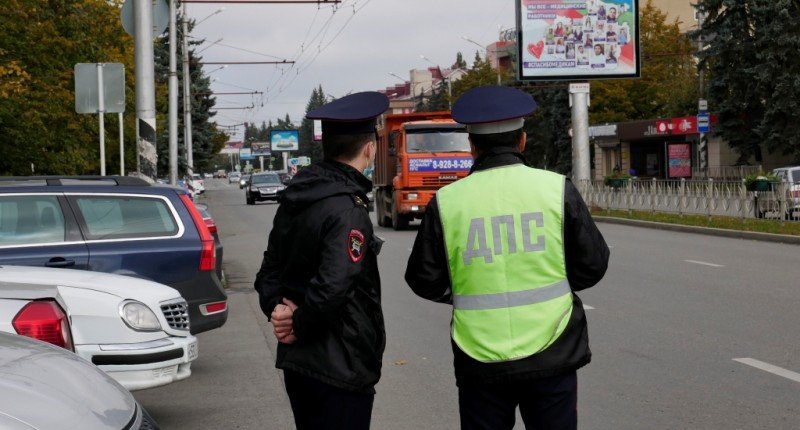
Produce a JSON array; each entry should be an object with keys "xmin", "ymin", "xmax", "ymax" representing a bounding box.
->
[{"xmin": 374, "ymin": 112, "xmax": 472, "ymax": 230}]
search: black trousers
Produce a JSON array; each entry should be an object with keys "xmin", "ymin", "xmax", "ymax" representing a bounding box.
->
[
  {"xmin": 458, "ymin": 371, "xmax": 578, "ymax": 430},
  {"xmin": 283, "ymin": 369, "xmax": 374, "ymax": 430}
]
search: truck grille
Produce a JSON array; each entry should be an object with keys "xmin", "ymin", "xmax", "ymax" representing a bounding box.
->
[
  {"xmin": 160, "ymin": 299, "xmax": 190, "ymax": 331},
  {"xmin": 421, "ymin": 177, "xmax": 458, "ymax": 187}
]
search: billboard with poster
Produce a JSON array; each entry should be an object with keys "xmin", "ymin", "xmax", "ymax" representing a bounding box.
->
[
  {"xmin": 251, "ymin": 141, "xmax": 271, "ymax": 157},
  {"xmin": 270, "ymin": 130, "xmax": 299, "ymax": 152},
  {"xmin": 516, "ymin": 0, "xmax": 640, "ymax": 80},
  {"xmin": 667, "ymin": 142, "xmax": 692, "ymax": 178}
]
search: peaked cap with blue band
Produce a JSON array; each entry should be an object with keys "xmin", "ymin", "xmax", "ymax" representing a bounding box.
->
[
  {"xmin": 452, "ymin": 86, "xmax": 537, "ymax": 135},
  {"xmin": 306, "ymin": 91, "xmax": 389, "ymax": 136}
]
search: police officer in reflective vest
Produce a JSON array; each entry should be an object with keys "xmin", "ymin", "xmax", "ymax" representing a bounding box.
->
[{"xmin": 405, "ymin": 86, "xmax": 610, "ymax": 430}]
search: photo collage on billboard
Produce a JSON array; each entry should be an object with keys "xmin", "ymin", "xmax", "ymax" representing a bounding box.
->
[{"xmin": 518, "ymin": 0, "xmax": 638, "ymax": 79}]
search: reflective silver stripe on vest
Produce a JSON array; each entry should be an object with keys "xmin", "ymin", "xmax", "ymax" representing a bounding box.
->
[{"xmin": 453, "ymin": 280, "xmax": 571, "ymax": 310}]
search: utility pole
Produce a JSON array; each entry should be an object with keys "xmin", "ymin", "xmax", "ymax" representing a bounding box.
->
[
  {"xmin": 182, "ymin": 3, "xmax": 194, "ymax": 179},
  {"xmin": 569, "ymin": 83, "xmax": 591, "ymax": 188},
  {"xmin": 134, "ymin": 0, "xmax": 157, "ymax": 180},
  {"xmin": 168, "ymin": 0, "xmax": 179, "ymax": 185}
]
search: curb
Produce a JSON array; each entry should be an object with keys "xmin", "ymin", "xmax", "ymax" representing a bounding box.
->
[{"xmin": 592, "ymin": 216, "xmax": 800, "ymax": 246}]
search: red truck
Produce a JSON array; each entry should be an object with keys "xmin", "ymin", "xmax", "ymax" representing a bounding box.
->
[{"xmin": 373, "ymin": 111, "xmax": 473, "ymax": 230}]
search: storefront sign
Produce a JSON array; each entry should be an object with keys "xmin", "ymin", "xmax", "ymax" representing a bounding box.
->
[
  {"xmin": 667, "ymin": 142, "xmax": 692, "ymax": 178},
  {"xmin": 516, "ymin": 0, "xmax": 640, "ymax": 80}
]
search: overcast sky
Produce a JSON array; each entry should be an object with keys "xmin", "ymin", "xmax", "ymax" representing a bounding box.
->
[{"xmin": 186, "ymin": 0, "xmax": 517, "ymax": 141}]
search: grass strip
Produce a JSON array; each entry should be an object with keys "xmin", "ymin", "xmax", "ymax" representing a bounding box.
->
[{"xmin": 591, "ymin": 209, "xmax": 800, "ymax": 237}]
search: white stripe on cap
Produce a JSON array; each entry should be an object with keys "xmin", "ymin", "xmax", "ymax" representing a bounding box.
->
[{"xmin": 466, "ymin": 118, "xmax": 524, "ymax": 135}]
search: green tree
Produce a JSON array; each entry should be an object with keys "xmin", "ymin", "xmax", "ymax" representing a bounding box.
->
[
  {"xmin": 298, "ymin": 85, "xmax": 327, "ymax": 163},
  {"xmin": 591, "ymin": 0, "xmax": 698, "ymax": 124},
  {"xmin": 154, "ymin": 15, "xmax": 227, "ymax": 176},
  {"xmin": 696, "ymin": 0, "xmax": 800, "ymax": 163},
  {"xmin": 0, "ymin": 0, "xmax": 137, "ymax": 175}
]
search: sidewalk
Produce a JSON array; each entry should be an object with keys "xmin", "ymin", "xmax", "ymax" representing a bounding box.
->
[{"xmin": 594, "ymin": 216, "xmax": 800, "ymax": 245}]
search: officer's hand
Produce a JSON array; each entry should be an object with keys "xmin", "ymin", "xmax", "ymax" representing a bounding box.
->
[
  {"xmin": 271, "ymin": 304, "xmax": 294, "ymax": 340},
  {"xmin": 282, "ymin": 298, "xmax": 298, "ymax": 312}
]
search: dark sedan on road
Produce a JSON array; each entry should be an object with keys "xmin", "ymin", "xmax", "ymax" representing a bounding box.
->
[{"xmin": 246, "ymin": 173, "xmax": 285, "ymax": 205}]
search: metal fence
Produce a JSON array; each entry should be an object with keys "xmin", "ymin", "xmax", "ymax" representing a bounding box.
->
[
  {"xmin": 692, "ymin": 165, "xmax": 763, "ymax": 180},
  {"xmin": 580, "ymin": 178, "xmax": 800, "ymax": 222}
]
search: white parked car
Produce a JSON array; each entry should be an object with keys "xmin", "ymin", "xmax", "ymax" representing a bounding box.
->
[
  {"xmin": 0, "ymin": 265, "xmax": 198, "ymax": 391},
  {"xmin": 189, "ymin": 173, "xmax": 205, "ymax": 194}
]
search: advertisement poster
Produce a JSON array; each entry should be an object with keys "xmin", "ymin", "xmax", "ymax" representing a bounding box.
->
[
  {"xmin": 270, "ymin": 130, "xmax": 299, "ymax": 152},
  {"xmin": 239, "ymin": 148, "xmax": 253, "ymax": 161},
  {"xmin": 251, "ymin": 142, "xmax": 271, "ymax": 157},
  {"xmin": 667, "ymin": 143, "xmax": 692, "ymax": 178},
  {"xmin": 517, "ymin": 0, "xmax": 640, "ymax": 80}
]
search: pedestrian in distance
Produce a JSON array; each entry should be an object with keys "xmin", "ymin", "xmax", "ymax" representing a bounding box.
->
[
  {"xmin": 405, "ymin": 86, "xmax": 610, "ymax": 430},
  {"xmin": 254, "ymin": 92, "xmax": 388, "ymax": 430}
]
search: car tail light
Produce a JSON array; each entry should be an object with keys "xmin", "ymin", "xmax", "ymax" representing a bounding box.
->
[
  {"xmin": 791, "ymin": 190, "xmax": 800, "ymax": 199},
  {"xmin": 200, "ymin": 301, "xmax": 227, "ymax": 315},
  {"xmin": 12, "ymin": 300, "xmax": 74, "ymax": 351},
  {"xmin": 203, "ymin": 218, "xmax": 218, "ymax": 235},
  {"xmin": 180, "ymin": 194, "xmax": 216, "ymax": 271}
]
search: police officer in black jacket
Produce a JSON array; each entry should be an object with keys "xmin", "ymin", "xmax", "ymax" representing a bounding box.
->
[
  {"xmin": 255, "ymin": 92, "xmax": 388, "ymax": 430},
  {"xmin": 405, "ymin": 87, "xmax": 610, "ymax": 430}
]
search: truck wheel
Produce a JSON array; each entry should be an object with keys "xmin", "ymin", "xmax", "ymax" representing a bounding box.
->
[
  {"xmin": 391, "ymin": 192, "xmax": 408, "ymax": 230},
  {"xmin": 376, "ymin": 190, "xmax": 387, "ymax": 227}
]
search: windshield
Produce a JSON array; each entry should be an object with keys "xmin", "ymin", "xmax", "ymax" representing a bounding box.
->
[
  {"xmin": 251, "ymin": 174, "xmax": 281, "ymax": 185},
  {"xmin": 406, "ymin": 130, "xmax": 470, "ymax": 153}
]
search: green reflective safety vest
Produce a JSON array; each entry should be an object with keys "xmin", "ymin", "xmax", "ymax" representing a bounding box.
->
[{"xmin": 437, "ymin": 164, "xmax": 573, "ymax": 362}]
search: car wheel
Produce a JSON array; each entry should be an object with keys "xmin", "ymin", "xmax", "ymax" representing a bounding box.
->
[{"xmin": 246, "ymin": 194, "xmax": 255, "ymax": 205}]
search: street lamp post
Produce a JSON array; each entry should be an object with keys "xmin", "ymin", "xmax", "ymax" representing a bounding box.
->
[{"xmin": 462, "ymin": 36, "xmax": 502, "ymax": 85}]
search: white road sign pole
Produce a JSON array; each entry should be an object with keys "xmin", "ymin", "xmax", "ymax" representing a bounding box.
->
[
  {"xmin": 97, "ymin": 63, "xmax": 106, "ymax": 176},
  {"xmin": 119, "ymin": 112, "xmax": 124, "ymax": 175}
]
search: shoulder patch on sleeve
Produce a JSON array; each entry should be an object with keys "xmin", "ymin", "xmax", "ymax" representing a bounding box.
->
[{"xmin": 348, "ymin": 229, "xmax": 366, "ymax": 263}]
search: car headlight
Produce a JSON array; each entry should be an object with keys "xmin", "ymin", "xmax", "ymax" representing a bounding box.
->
[{"xmin": 119, "ymin": 300, "xmax": 162, "ymax": 332}]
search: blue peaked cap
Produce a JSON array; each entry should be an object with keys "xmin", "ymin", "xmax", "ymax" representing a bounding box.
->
[
  {"xmin": 306, "ymin": 91, "xmax": 389, "ymax": 136},
  {"xmin": 452, "ymin": 86, "xmax": 537, "ymax": 134}
]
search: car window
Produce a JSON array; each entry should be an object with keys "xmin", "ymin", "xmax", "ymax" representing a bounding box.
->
[
  {"xmin": 251, "ymin": 175, "xmax": 281, "ymax": 185},
  {"xmin": 792, "ymin": 170, "xmax": 800, "ymax": 183},
  {"xmin": 0, "ymin": 195, "xmax": 66, "ymax": 246},
  {"xmin": 74, "ymin": 196, "xmax": 178, "ymax": 240}
]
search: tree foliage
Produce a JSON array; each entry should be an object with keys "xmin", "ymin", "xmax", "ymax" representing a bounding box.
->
[
  {"xmin": 695, "ymin": 0, "xmax": 800, "ymax": 163},
  {"xmin": 297, "ymin": 85, "xmax": 327, "ymax": 163},
  {"xmin": 154, "ymin": 15, "xmax": 227, "ymax": 176},
  {"xmin": 0, "ymin": 0, "xmax": 137, "ymax": 175},
  {"xmin": 591, "ymin": 0, "xmax": 697, "ymax": 124}
]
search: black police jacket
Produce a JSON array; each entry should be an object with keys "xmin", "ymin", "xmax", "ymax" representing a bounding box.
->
[
  {"xmin": 255, "ymin": 161, "xmax": 385, "ymax": 393},
  {"xmin": 405, "ymin": 147, "xmax": 610, "ymax": 385}
]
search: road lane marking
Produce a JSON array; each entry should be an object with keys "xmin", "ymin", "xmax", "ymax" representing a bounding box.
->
[
  {"xmin": 684, "ymin": 259, "xmax": 724, "ymax": 268},
  {"xmin": 733, "ymin": 358, "xmax": 800, "ymax": 383},
  {"xmin": 583, "ymin": 305, "xmax": 595, "ymax": 310}
]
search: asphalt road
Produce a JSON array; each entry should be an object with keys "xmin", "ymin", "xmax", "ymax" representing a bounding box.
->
[{"xmin": 135, "ymin": 179, "xmax": 800, "ymax": 429}]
